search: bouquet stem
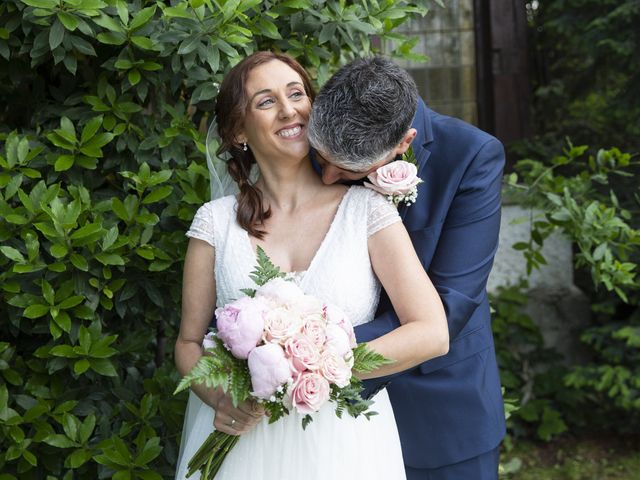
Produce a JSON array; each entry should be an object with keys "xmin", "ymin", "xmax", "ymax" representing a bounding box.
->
[{"xmin": 186, "ymin": 431, "xmax": 240, "ymax": 479}]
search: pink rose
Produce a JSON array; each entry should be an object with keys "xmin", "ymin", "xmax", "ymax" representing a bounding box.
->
[
  {"xmin": 202, "ymin": 332, "xmax": 216, "ymax": 351},
  {"xmin": 255, "ymin": 278, "xmax": 305, "ymax": 306},
  {"xmin": 319, "ymin": 350, "xmax": 352, "ymax": 388},
  {"xmin": 248, "ymin": 343, "xmax": 293, "ymax": 400},
  {"xmin": 325, "ymin": 304, "xmax": 357, "ymax": 349},
  {"xmin": 215, "ymin": 296, "xmax": 268, "ymax": 359},
  {"xmin": 302, "ymin": 316, "xmax": 327, "ymax": 349},
  {"xmin": 325, "ymin": 324, "xmax": 352, "ymax": 358},
  {"xmin": 263, "ymin": 306, "xmax": 304, "ymax": 344},
  {"xmin": 284, "ymin": 334, "xmax": 321, "ymax": 373},
  {"xmin": 289, "ymin": 371, "xmax": 331, "ymax": 414},
  {"xmin": 364, "ymin": 160, "xmax": 422, "ymax": 195}
]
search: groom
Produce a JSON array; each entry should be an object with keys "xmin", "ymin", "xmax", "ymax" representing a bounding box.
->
[{"xmin": 307, "ymin": 57, "xmax": 506, "ymax": 479}]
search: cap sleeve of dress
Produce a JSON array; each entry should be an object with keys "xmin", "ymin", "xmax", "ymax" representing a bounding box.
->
[
  {"xmin": 366, "ymin": 189, "xmax": 401, "ymax": 237},
  {"xmin": 186, "ymin": 202, "xmax": 216, "ymax": 248}
]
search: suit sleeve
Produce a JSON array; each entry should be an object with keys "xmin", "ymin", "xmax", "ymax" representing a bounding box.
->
[{"xmin": 355, "ymin": 138, "xmax": 505, "ymax": 389}]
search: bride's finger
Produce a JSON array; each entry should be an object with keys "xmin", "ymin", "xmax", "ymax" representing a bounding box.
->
[
  {"xmin": 217, "ymin": 396, "xmax": 261, "ymax": 423},
  {"xmin": 239, "ymin": 400, "xmax": 265, "ymax": 418},
  {"xmin": 213, "ymin": 413, "xmax": 248, "ymax": 435}
]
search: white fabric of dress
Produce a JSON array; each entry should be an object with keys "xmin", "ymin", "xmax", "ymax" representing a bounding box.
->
[{"xmin": 176, "ymin": 186, "xmax": 407, "ymax": 480}]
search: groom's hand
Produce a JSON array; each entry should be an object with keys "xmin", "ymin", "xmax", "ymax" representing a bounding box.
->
[{"xmin": 212, "ymin": 389, "xmax": 265, "ymax": 436}]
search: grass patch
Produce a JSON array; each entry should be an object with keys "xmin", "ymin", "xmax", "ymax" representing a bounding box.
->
[{"xmin": 501, "ymin": 434, "xmax": 640, "ymax": 479}]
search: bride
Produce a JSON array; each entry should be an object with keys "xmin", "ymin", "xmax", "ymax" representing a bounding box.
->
[{"xmin": 174, "ymin": 51, "xmax": 449, "ymax": 479}]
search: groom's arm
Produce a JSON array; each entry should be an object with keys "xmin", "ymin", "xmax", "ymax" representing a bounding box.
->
[{"xmin": 355, "ymin": 137, "xmax": 505, "ymax": 392}]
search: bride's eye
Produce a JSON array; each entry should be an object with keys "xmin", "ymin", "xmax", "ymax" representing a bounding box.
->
[
  {"xmin": 257, "ymin": 97, "xmax": 275, "ymax": 108},
  {"xmin": 290, "ymin": 91, "xmax": 304, "ymax": 100}
]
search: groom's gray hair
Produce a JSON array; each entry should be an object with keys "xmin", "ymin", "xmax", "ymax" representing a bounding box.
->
[{"xmin": 308, "ymin": 56, "xmax": 418, "ymax": 170}]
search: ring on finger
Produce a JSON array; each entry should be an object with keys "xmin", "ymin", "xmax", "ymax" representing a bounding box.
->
[{"xmin": 230, "ymin": 417, "xmax": 236, "ymax": 428}]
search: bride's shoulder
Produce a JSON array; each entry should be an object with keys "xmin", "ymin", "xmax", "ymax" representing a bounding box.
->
[
  {"xmin": 348, "ymin": 185, "xmax": 391, "ymax": 206},
  {"xmin": 196, "ymin": 195, "xmax": 237, "ymax": 214},
  {"xmin": 189, "ymin": 195, "xmax": 236, "ymax": 227},
  {"xmin": 186, "ymin": 195, "xmax": 237, "ymax": 245}
]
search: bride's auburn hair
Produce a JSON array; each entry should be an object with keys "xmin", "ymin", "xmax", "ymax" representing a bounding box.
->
[{"xmin": 214, "ymin": 51, "xmax": 316, "ymax": 239}]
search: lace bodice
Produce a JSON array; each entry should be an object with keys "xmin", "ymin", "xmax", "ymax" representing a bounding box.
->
[{"xmin": 186, "ymin": 186, "xmax": 400, "ymax": 327}]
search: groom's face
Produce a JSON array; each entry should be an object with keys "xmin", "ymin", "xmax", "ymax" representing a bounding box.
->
[{"xmin": 314, "ymin": 150, "xmax": 393, "ymax": 185}]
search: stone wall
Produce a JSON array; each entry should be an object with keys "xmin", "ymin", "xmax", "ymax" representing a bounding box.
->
[
  {"xmin": 489, "ymin": 205, "xmax": 591, "ymax": 364},
  {"xmin": 390, "ymin": 0, "xmax": 478, "ymax": 125}
]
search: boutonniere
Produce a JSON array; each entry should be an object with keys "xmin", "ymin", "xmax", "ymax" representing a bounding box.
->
[{"xmin": 364, "ymin": 146, "xmax": 423, "ymax": 206}]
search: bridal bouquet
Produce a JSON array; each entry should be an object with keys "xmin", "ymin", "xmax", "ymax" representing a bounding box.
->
[{"xmin": 175, "ymin": 247, "xmax": 391, "ymax": 479}]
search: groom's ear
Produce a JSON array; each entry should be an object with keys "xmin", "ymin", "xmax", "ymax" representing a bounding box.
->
[{"xmin": 393, "ymin": 128, "xmax": 417, "ymax": 156}]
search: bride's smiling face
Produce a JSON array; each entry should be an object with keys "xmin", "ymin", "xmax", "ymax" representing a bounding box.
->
[{"xmin": 237, "ymin": 60, "xmax": 312, "ymax": 164}]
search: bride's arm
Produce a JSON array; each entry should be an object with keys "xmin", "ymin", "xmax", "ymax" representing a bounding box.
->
[
  {"xmin": 175, "ymin": 238, "xmax": 217, "ymax": 385},
  {"xmin": 175, "ymin": 238, "xmax": 263, "ymax": 434},
  {"xmin": 362, "ymin": 222, "xmax": 449, "ymax": 379}
]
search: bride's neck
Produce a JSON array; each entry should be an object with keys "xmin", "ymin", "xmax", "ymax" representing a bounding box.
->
[{"xmin": 255, "ymin": 158, "xmax": 324, "ymax": 212}]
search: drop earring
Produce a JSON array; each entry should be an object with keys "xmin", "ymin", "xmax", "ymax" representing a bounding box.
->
[{"xmin": 243, "ymin": 142, "xmax": 247, "ymax": 151}]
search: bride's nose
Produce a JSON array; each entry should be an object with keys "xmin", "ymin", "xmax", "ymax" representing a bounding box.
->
[{"xmin": 278, "ymin": 99, "xmax": 296, "ymax": 119}]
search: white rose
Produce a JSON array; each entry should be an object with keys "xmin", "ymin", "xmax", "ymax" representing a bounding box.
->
[
  {"xmin": 263, "ymin": 306, "xmax": 304, "ymax": 345},
  {"xmin": 255, "ymin": 278, "xmax": 306, "ymax": 305}
]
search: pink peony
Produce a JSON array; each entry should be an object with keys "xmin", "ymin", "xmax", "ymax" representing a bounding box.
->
[
  {"xmin": 263, "ymin": 306, "xmax": 304, "ymax": 345},
  {"xmin": 248, "ymin": 343, "xmax": 292, "ymax": 400},
  {"xmin": 325, "ymin": 304, "xmax": 357, "ymax": 349},
  {"xmin": 319, "ymin": 350, "xmax": 352, "ymax": 388},
  {"xmin": 293, "ymin": 295, "xmax": 325, "ymax": 316},
  {"xmin": 289, "ymin": 371, "xmax": 331, "ymax": 414},
  {"xmin": 284, "ymin": 334, "xmax": 321, "ymax": 373},
  {"xmin": 215, "ymin": 296, "xmax": 268, "ymax": 359},
  {"xmin": 255, "ymin": 278, "xmax": 305, "ymax": 305},
  {"xmin": 364, "ymin": 160, "xmax": 421, "ymax": 196}
]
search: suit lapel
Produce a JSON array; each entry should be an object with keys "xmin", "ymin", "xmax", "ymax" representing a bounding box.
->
[
  {"xmin": 399, "ymin": 102, "xmax": 434, "ymax": 221},
  {"xmin": 398, "ymin": 146, "xmax": 431, "ymax": 221}
]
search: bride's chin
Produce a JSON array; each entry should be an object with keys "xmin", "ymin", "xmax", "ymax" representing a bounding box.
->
[{"xmin": 279, "ymin": 144, "xmax": 310, "ymax": 160}]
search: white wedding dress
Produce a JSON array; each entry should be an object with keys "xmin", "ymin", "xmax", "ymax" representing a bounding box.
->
[{"xmin": 176, "ymin": 186, "xmax": 407, "ymax": 480}]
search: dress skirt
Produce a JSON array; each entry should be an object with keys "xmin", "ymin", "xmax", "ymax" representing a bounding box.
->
[{"xmin": 175, "ymin": 390, "xmax": 407, "ymax": 480}]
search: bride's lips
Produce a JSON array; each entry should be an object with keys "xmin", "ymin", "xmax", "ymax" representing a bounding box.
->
[{"xmin": 275, "ymin": 123, "xmax": 305, "ymax": 140}]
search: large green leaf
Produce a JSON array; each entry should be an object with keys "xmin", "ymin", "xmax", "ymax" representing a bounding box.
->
[
  {"xmin": 21, "ymin": 0, "xmax": 57, "ymax": 8},
  {"xmin": 43, "ymin": 434, "xmax": 76, "ymax": 449},
  {"xmin": 57, "ymin": 12, "xmax": 79, "ymax": 31},
  {"xmin": 49, "ymin": 19, "xmax": 65, "ymax": 50},
  {"xmin": 0, "ymin": 246, "xmax": 25, "ymax": 263},
  {"xmin": 129, "ymin": 6, "xmax": 157, "ymax": 32},
  {"xmin": 23, "ymin": 304, "xmax": 50, "ymax": 319}
]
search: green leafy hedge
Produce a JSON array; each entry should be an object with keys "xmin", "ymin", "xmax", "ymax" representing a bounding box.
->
[
  {"xmin": 0, "ymin": 1, "xmax": 433, "ymax": 477},
  {"xmin": 498, "ymin": 143, "xmax": 640, "ymax": 442},
  {"xmin": 524, "ymin": 0, "xmax": 640, "ymax": 153}
]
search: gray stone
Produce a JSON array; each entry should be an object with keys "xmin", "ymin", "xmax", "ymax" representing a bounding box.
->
[
  {"xmin": 521, "ymin": 286, "xmax": 592, "ymax": 364},
  {"xmin": 489, "ymin": 205, "xmax": 591, "ymax": 363},
  {"xmin": 488, "ymin": 205, "xmax": 573, "ymax": 292}
]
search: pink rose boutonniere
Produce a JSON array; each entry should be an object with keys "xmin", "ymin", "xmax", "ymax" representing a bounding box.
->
[
  {"xmin": 364, "ymin": 158, "xmax": 423, "ymax": 206},
  {"xmin": 364, "ymin": 146, "xmax": 422, "ymax": 206}
]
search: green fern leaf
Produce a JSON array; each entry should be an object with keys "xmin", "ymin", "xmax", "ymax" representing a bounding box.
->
[
  {"xmin": 352, "ymin": 343, "xmax": 394, "ymax": 374},
  {"xmin": 249, "ymin": 246, "xmax": 286, "ymax": 286},
  {"xmin": 401, "ymin": 145, "xmax": 417, "ymax": 165},
  {"xmin": 174, "ymin": 335, "xmax": 251, "ymax": 403},
  {"xmin": 301, "ymin": 414, "xmax": 313, "ymax": 430},
  {"xmin": 239, "ymin": 287, "xmax": 256, "ymax": 297},
  {"xmin": 229, "ymin": 361, "xmax": 251, "ymax": 407}
]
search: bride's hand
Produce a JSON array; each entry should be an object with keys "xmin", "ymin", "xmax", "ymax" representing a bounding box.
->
[{"xmin": 212, "ymin": 390, "xmax": 265, "ymax": 436}]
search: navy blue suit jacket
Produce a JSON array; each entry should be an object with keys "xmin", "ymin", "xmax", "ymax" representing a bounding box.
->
[{"xmin": 356, "ymin": 100, "xmax": 506, "ymax": 469}]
